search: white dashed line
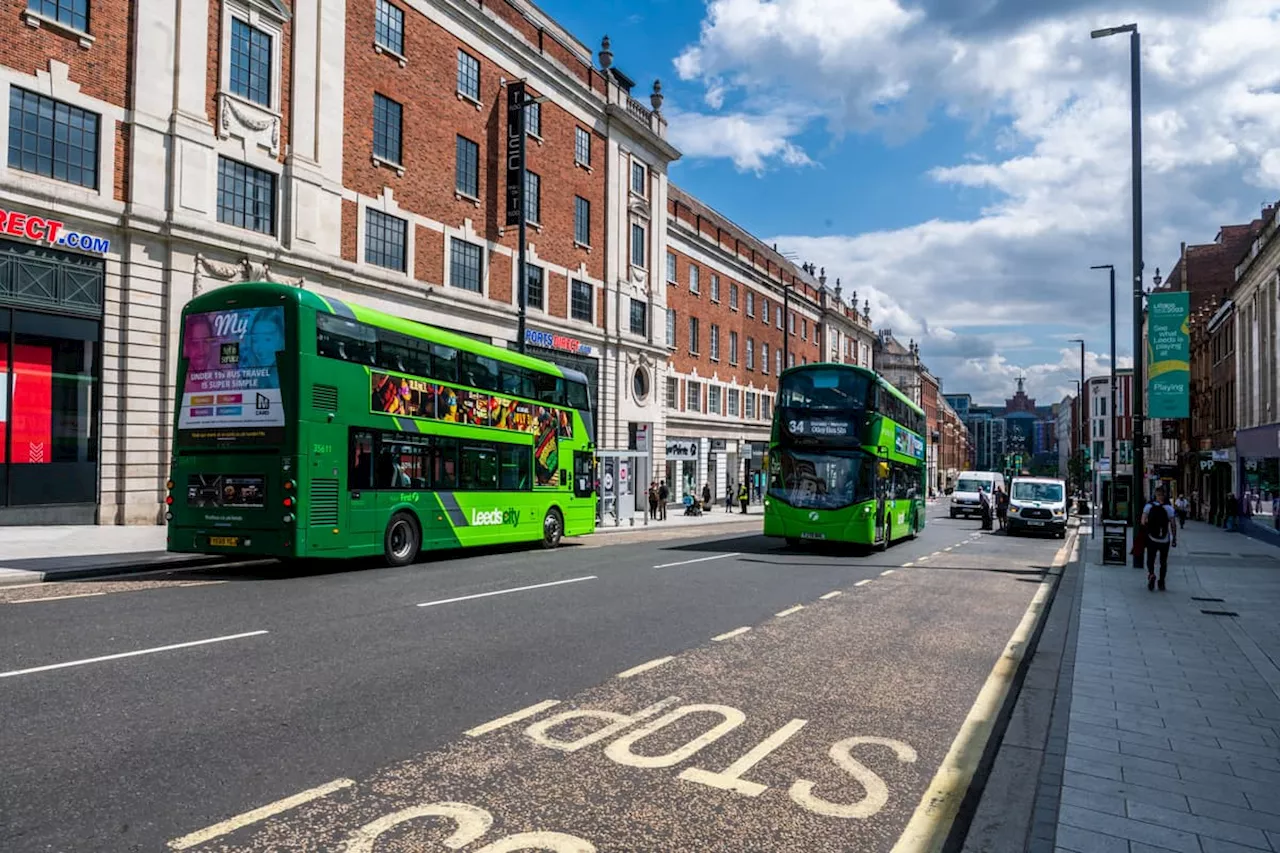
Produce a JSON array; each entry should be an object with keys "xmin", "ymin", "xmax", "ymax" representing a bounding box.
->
[
  {"xmin": 943, "ymin": 547, "xmax": 954, "ymax": 552},
  {"xmin": 880, "ymin": 570, "xmax": 895, "ymax": 576},
  {"xmin": 11, "ymin": 591, "xmax": 107, "ymax": 604},
  {"xmin": 819, "ymin": 591, "xmax": 843, "ymax": 600},
  {"xmin": 617, "ymin": 656, "xmax": 676, "ymax": 679},
  {"xmin": 917, "ymin": 556, "xmax": 930, "ymax": 562},
  {"xmin": 0, "ymin": 630, "xmax": 269, "ymax": 679},
  {"xmin": 465, "ymin": 700, "xmax": 562, "ymax": 737},
  {"xmin": 901, "ymin": 562, "xmax": 914, "ymax": 568},
  {"xmin": 712, "ymin": 627, "xmax": 752, "ymax": 641},
  {"xmin": 417, "ymin": 576, "xmax": 595, "ymax": 608},
  {"xmin": 775, "ymin": 605, "xmax": 805, "ymax": 618},
  {"xmin": 653, "ymin": 553, "xmax": 742, "ymax": 569},
  {"xmin": 168, "ymin": 778, "xmax": 355, "ymax": 849},
  {"xmin": 854, "ymin": 580, "xmax": 872, "ymax": 587}
]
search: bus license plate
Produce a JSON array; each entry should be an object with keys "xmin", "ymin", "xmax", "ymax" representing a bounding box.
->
[
  {"xmin": 801, "ymin": 532, "xmax": 826, "ymax": 540},
  {"xmin": 209, "ymin": 536, "xmax": 239, "ymax": 546},
  {"xmin": 1029, "ymin": 521, "xmax": 1045, "ymax": 527}
]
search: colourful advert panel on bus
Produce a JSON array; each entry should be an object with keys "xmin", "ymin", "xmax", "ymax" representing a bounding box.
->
[{"xmin": 177, "ymin": 307, "xmax": 286, "ymax": 445}]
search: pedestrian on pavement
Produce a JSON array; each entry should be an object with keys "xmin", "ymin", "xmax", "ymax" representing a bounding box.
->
[
  {"xmin": 648, "ymin": 481, "xmax": 659, "ymax": 520},
  {"xmin": 1175, "ymin": 493, "xmax": 1189, "ymax": 529},
  {"xmin": 994, "ymin": 485, "xmax": 1009, "ymax": 531},
  {"xmin": 725, "ymin": 484, "xmax": 734, "ymax": 512},
  {"xmin": 702, "ymin": 482, "xmax": 712, "ymax": 512},
  {"xmin": 1225, "ymin": 492, "xmax": 1238, "ymax": 531},
  {"xmin": 658, "ymin": 480, "xmax": 669, "ymax": 520},
  {"xmin": 1141, "ymin": 487, "xmax": 1177, "ymax": 591},
  {"xmin": 979, "ymin": 487, "xmax": 993, "ymax": 531},
  {"xmin": 738, "ymin": 481, "xmax": 749, "ymax": 514},
  {"xmin": 1273, "ymin": 492, "xmax": 1280, "ymax": 531}
]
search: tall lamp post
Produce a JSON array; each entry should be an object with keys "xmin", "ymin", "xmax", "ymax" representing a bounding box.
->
[
  {"xmin": 1092, "ymin": 22, "xmax": 1145, "ymax": 524},
  {"xmin": 1069, "ymin": 337, "xmax": 1086, "ymax": 476},
  {"xmin": 505, "ymin": 80, "xmax": 548, "ymax": 354},
  {"xmin": 1070, "ymin": 379, "xmax": 1081, "ymax": 495},
  {"xmin": 1091, "ymin": 264, "xmax": 1118, "ymax": 518}
]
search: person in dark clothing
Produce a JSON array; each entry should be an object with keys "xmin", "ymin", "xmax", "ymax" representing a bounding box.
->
[
  {"xmin": 1141, "ymin": 487, "xmax": 1177, "ymax": 591},
  {"xmin": 738, "ymin": 481, "xmax": 749, "ymax": 514},
  {"xmin": 979, "ymin": 487, "xmax": 993, "ymax": 531},
  {"xmin": 994, "ymin": 485, "xmax": 1009, "ymax": 531},
  {"xmin": 1225, "ymin": 492, "xmax": 1238, "ymax": 531},
  {"xmin": 702, "ymin": 482, "xmax": 712, "ymax": 512},
  {"xmin": 726, "ymin": 484, "xmax": 735, "ymax": 512},
  {"xmin": 648, "ymin": 481, "xmax": 659, "ymax": 520},
  {"xmin": 658, "ymin": 481, "xmax": 669, "ymax": 520}
]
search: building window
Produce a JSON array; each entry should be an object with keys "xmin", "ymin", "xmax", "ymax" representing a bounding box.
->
[
  {"xmin": 571, "ymin": 279, "xmax": 593, "ymax": 322},
  {"xmin": 746, "ymin": 292, "xmax": 755, "ymax": 317},
  {"xmin": 730, "ymin": 283, "xmax": 739, "ymax": 310},
  {"xmin": 574, "ymin": 126, "xmax": 591, "ymax": 166},
  {"xmin": 709, "ymin": 324, "xmax": 720, "ymax": 361},
  {"xmin": 776, "ymin": 306, "xmax": 783, "ymax": 328},
  {"xmin": 524, "ymin": 101, "xmax": 541, "ymax": 137},
  {"xmin": 686, "ymin": 381, "xmax": 702, "ymax": 413},
  {"xmin": 631, "ymin": 160, "xmax": 646, "ymax": 195},
  {"xmin": 523, "ymin": 264, "xmax": 545, "ymax": 310},
  {"xmin": 788, "ymin": 313, "xmax": 796, "ymax": 334},
  {"xmin": 574, "ymin": 196, "xmax": 590, "ymax": 246},
  {"xmin": 27, "ymin": 0, "xmax": 89, "ymax": 31},
  {"xmin": 746, "ymin": 338, "xmax": 755, "ymax": 370},
  {"xmin": 729, "ymin": 331, "xmax": 739, "ymax": 366},
  {"xmin": 365, "ymin": 208, "xmax": 407, "ymax": 272},
  {"xmin": 711, "ymin": 274, "xmax": 721, "ymax": 302},
  {"xmin": 230, "ymin": 18, "xmax": 273, "ymax": 107},
  {"xmin": 457, "ymin": 50, "xmax": 480, "ymax": 100},
  {"xmin": 666, "ymin": 251, "xmax": 677, "ymax": 283},
  {"xmin": 762, "ymin": 343, "xmax": 770, "ymax": 374},
  {"xmin": 630, "ymin": 298, "xmax": 647, "ymax": 335},
  {"xmin": 524, "ymin": 171, "xmax": 541, "ymax": 224},
  {"xmin": 373, "ymin": 93, "xmax": 402, "ymax": 163},
  {"xmin": 762, "ymin": 395, "xmax": 771, "ymax": 420},
  {"xmin": 709, "ymin": 385, "xmax": 722, "ymax": 415},
  {"xmin": 216, "ymin": 157, "xmax": 276, "ymax": 235},
  {"xmin": 7, "ymin": 89, "xmax": 99, "ymax": 190},
  {"xmin": 374, "ymin": 0, "xmax": 404, "ymax": 55},
  {"xmin": 801, "ymin": 318, "xmax": 808, "ymax": 340},
  {"xmin": 631, "ymin": 223, "xmax": 646, "ymax": 268},
  {"xmin": 666, "ymin": 308, "xmax": 676, "ymax": 348},
  {"xmin": 666, "ymin": 377, "xmax": 679, "ymax": 409},
  {"xmin": 728, "ymin": 388, "xmax": 740, "ymax": 417},
  {"xmin": 689, "ymin": 265, "xmax": 700, "ymax": 295},
  {"xmin": 789, "ymin": 353, "xmax": 796, "ymax": 368},
  {"xmin": 746, "ymin": 392, "xmax": 757, "ymax": 420},
  {"xmin": 449, "ymin": 237, "xmax": 483, "ymax": 292},
  {"xmin": 688, "ymin": 317, "xmax": 699, "ymax": 354},
  {"xmin": 455, "ymin": 135, "xmax": 479, "ymax": 198},
  {"xmin": 776, "ymin": 350, "xmax": 783, "ymax": 374}
]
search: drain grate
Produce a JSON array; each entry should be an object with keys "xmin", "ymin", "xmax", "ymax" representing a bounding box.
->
[
  {"xmin": 1191, "ymin": 597, "xmax": 1225, "ymax": 602},
  {"xmin": 1201, "ymin": 609, "xmax": 1240, "ymax": 617}
]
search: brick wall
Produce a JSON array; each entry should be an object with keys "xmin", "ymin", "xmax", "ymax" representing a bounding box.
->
[{"xmin": 3, "ymin": 0, "xmax": 133, "ymax": 108}]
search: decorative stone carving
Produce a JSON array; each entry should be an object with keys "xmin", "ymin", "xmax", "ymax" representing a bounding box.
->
[
  {"xmin": 628, "ymin": 196, "xmax": 651, "ymax": 220},
  {"xmin": 193, "ymin": 253, "xmax": 305, "ymax": 294},
  {"xmin": 217, "ymin": 92, "xmax": 281, "ymax": 157}
]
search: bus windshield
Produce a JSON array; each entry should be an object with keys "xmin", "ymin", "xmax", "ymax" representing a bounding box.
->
[
  {"xmin": 768, "ymin": 449, "xmax": 875, "ymax": 510},
  {"xmin": 1013, "ymin": 482, "xmax": 1064, "ymax": 503},
  {"xmin": 778, "ymin": 369, "xmax": 870, "ymax": 411}
]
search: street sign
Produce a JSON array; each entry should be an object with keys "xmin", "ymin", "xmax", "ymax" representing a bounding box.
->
[
  {"xmin": 505, "ymin": 81, "xmax": 526, "ymax": 227},
  {"xmin": 1147, "ymin": 291, "xmax": 1190, "ymax": 418},
  {"xmin": 1098, "ymin": 458, "xmax": 1111, "ymax": 474}
]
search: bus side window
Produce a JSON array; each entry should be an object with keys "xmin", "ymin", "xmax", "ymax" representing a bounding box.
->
[
  {"xmin": 350, "ymin": 430, "xmax": 374, "ymax": 491},
  {"xmin": 499, "ymin": 444, "xmax": 531, "ymax": 491},
  {"xmin": 431, "ymin": 437, "xmax": 458, "ymax": 490}
]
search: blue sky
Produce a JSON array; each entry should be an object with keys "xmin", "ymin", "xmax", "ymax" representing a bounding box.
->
[{"xmin": 537, "ymin": 0, "xmax": 1280, "ymax": 406}]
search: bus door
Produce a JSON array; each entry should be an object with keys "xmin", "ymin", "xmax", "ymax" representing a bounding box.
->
[
  {"xmin": 874, "ymin": 459, "xmax": 889, "ymax": 542},
  {"xmin": 347, "ymin": 429, "xmax": 381, "ymax": 541},
  {"xmin": 305, "ymin": 422, "xmax": 352, "ymax": 552}
]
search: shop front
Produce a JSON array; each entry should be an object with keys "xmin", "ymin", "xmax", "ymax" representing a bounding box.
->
[
  {"xmin": 1195, "ymin": 448, "xmax": 1235, "ymax": 524},
  {"xmin": 743, "ymin": 441, "xmax": 766, "ymax": 501},
  {"xmin": 665, "ymin": 438, "xmax": 700, "ymax": 504},
  {"xmin": 1237, "ymin": 424, "xmax": 1280, "ymax": 517},
  {"xmin": 0, "ymin": 235, "xmax": 106, "ymax": 524}
]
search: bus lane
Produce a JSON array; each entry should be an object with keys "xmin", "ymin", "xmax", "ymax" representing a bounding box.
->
[{"xmin": 174, "ymin": 536, "xmax": 1058, "ymax": 853}]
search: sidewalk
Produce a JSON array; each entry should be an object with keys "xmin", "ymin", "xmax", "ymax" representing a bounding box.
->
[
  {"xmin": 593, "ymin": 502, "xmax": 762, "ymax": 533},
  {"xmin": 1045, "ymin": 521, "xmax": 1280, "ymax": 853}
]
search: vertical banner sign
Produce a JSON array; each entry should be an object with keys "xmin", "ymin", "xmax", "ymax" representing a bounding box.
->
[
  {"xmin": 1147, "ymin": 291, "xmax": 1190, "ymax": 418},
  {"xmin": 7, "ymin": 344, "xmax": 54, "ymax": 464},
  {"xmin": 505, "ymin": 81, "xmax": 526, "ymax": 228}
]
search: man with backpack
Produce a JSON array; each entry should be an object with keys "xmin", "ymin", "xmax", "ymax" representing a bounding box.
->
[{"xmin": 1141, "ymin": 486, "xmax": 1177, "ymax": 591}]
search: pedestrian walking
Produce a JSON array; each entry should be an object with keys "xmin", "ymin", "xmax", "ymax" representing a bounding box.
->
[
  {"xmin": 1141, "ymin": 487, "xmax": 1177, "ymax": 591},
  {"xmin": 658, "ymin": 480, "xmax": 669, "ymax": 520},
  {"xmin": 1174, "ymin": 493, "xmax": 1189, "ymax": 529},
  {"xmin": 994, "ymin": 485, "xmax": 1009, "ymax": 531},
  {"xmin": 648, "ymin": 481, "xmax": 659, "ymax": 520},
  {"xmin": 738, "ymin": 481, "xmax": 749, "ymax": 514},
  {"xmin": 702, "ymin": 482, "xmax": 712, "ymax": 513},
  {"xmin": 979, "ymin": 487, "xmax": 993, "ymax": 531},
  {"xmin": 725, "ymin": 484, "xmax": 734, "ymax": 512},
  {"xmin": 1225, "ymin": 492, "xmax": 1238, "ymax": 531}
]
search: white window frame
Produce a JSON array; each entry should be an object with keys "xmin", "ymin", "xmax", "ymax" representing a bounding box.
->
[
  {"xmin": 709, "ymin": 385, "xmax": 722, "ymax": 415},
  {"xmin": 666, "ymin": 376, "xmax": 679, "ymax": 409},
  {"xmin": 631, "ymin": 158, "xmax": 648, "ymax": 197},
  {"xmin": 711, "ymin": 274, "xmax": 721, "ymax": 303},
  {"xmin": 358, "ymin": 188, "xmax": 416, "ymax": 279},
  {"xmin": 219, "ymin": 1, "xmax": 286, "ymax": 114},
  {"xmin": 686, "ymin": 380, "xmax": 702, "ymax": 413},
  {"xmin": 727, "ymin": 388, "xmax": 740, "ymax": 417},
  {"xmin": 729, "ymin": 331, "xmax": 739, "ymax": 366},
  {"xmin": 746, "ymin": 291, "xmax": 754, "ymax": 317},
  {"xmin": 709, "ymin": 323, "xmax": 720, "ymax": 361},
  {"xmin": 666, "ymin": 251, "xmax": 677, "ymax": 283},
  {"xmin": 762, "ymin": 342, "xmax": 770, "ymax": 374}
]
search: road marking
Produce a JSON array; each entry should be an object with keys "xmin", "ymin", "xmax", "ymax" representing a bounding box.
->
[
  {"xmin": 418, "ymin": 576, "xmax": 596, "ymax": 608},
  {"xmin": 0, "ymin": 630, "xmax": 268, "ymax": 679},
  {"xmin": 855, "ymin": 580, "xmax": 872, "ymax": 587},
  {"xmin": 917, "ymin": 556, "xmax": 929, "ymax": 562},
  {"xmin": 711, "ymin": 627, "xmax": 751, "ymax": 641},
  {"xmin": 880, "ymin": 570, "xmax": 895, "ymax": 576},
  {"xmin": 943, "ymin": 547, "xmax": 954, "ymax": 552},
  {"xmin": 176, "ymin": 580, "xmax": 228, "ymax": 588},
  {"xmin": 680, "ymin": 718, "xmax": 809, "ymax": 796},
  {"xmin": 901, "ymin": 562, "xmax": 914, "ymax": 567},
  {"xmin": 775, "ymin": 605, "xmax": 805, "ymax": 618},
  {"xmin": 11, "ymin": 591, "xmax": 107, "ymax": 604},
  {"xmin": 465, "ymin": 700, "xmax": 562, "ymax": 737},
  {"xmin": 616, "ymin": 656, "xmax": 675, "ymax": 679},
  {"xmin": 652, "ymin": 552, "xmax": 741, "ymax": 569},
  {"xmin": 819, "ymin": 590, "xmax": 843, "ymax": 600},
  {"xmin": 167, "ymin": 777, "xmax": 354, "ymax": 850}
]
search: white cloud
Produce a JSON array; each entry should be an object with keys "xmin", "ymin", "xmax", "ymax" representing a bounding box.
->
[{"xmin": 670, "ymin": 0, "xmax": 1280, "ymax": 396}]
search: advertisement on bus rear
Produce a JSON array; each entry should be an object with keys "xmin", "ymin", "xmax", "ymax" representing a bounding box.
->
[{"xmin": 178, "ymin": 307, "xmax": 286, "ymax": 445}]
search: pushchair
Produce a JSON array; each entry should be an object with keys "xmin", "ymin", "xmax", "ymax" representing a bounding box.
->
[{"xmin": 683, "ymin": 495, "xmax": 703, "ymax": 516}]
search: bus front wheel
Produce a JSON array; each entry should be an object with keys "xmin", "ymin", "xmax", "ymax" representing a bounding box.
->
[
  {"xmin": 384, "ymin": 512, "xmax": 421, "ymax": 567},
  {"xmin": 877, "ymin": 523, "xmax": 891, "ymax": 552},
  {"xmin": 542, "ymin": 507, "xmax": 564, "ymax": 549}
]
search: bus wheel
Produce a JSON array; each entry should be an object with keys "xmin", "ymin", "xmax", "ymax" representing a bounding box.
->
[
  {"xmin": 542, "ymin": 507, "xmax": 564, "ymax": 549},
  {"xmin": 877, "ymin": 524, "xmax": 890, "ymax": 551},
  {"xmin": 785, "ymin": 537, "xmax": 800, "ymax": 548},
  {"xmin": 384, "ymin": 512, "xmax": 421, "ymax": 567}
]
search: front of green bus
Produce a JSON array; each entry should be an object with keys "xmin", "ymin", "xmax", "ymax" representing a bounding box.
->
[{"xmin": 166, "ymin": 284, "xmax": 301, "ymax": 558}]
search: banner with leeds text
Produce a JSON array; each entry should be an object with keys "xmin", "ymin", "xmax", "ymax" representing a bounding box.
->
[{"xmin": 1147, "ymin": 291, "xmax": 1190, "ymax": 419}]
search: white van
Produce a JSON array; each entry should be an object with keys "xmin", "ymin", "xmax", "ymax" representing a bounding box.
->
[
  {"xmin": 1007, "ymin": 476, "xmax": 1068, "ymax": 538},
  {"xmin": 950, "ymin": 471, "xmax": 1005, "ymax": 519}
]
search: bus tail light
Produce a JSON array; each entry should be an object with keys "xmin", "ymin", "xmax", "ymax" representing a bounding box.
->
[
  {"xmin": 284, "ymin": 479, "xmax": 296, "ymax": 491},
  {"xmin": 283, "ymin": 496, "xmax": 295, "ymax": 508},
  {"xmin": 165, "ymin": 495, "xmax": 174, "ymax": 505}
]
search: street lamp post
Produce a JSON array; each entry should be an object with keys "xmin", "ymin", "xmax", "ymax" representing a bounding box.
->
[
  {"xmin": 505, "ymin": 81, "xmax": 548, "ymax": 355},
  {"xmin": 1091, "ymin": 264, "xmax": 1118, "ymax": 518},
  {"xmin": 1092, "ymin": 23, "xmax": 1145, "ymax": 526},
  {"xmin": 1070, "ymin": 336, "xmax": 1086, "ymax": 471}
]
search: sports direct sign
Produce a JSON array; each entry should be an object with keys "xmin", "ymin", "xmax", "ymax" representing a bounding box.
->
[{"xmin": 0, "ymin": 206, "xmax": 111, "ymax": 254}]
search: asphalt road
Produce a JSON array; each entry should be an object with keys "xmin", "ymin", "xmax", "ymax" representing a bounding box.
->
[{"xmin": 0, "ymin": 507, "xmax": 1071, "ymax": 852}]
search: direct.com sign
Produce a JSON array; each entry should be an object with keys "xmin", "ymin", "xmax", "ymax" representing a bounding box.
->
[{"xmin": 0, "ymin": 206, "xmax": 111, "ymax": 254}]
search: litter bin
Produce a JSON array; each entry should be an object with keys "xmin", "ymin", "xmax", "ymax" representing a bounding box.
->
[{"xmin": 1102, "ymin": 520, "xmax": 1128, "ymax": 565}]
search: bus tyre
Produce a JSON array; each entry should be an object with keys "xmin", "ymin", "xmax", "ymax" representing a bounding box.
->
[
  {"xmin": 542, "ymin": 507, "xmax": 564, "ymax": 549},
  {"xmin": 384, "ymin": 512, "xmax": 421, "ymax": 567},
  {"xmin": 877, "ymin": 524, "xmax": 890, "ymax": 552},
  {"xmin": 785, "ymin": 537, "xmax": 800, "ymax": 548}
]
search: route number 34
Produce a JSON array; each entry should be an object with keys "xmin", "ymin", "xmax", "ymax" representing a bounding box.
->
[{"xmin": 344, "ymin": 801, "xmax": 595, "ymax": 852}]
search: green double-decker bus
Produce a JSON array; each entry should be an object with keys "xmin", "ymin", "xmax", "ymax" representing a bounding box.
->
[
  {"xmin": 763, "ymin": 363, "xmax": 926, "ymax": 549},
  {"xmin": 166, "ymin": 282, "xmax": 596, "ymax": 566}
]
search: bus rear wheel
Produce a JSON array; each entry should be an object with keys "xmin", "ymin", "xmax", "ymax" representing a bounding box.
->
[
  {"xmin": 542, "ymin": 507, "xmax": 564, "ymax": 549},
  {"xmin": 384, "ymin": 512, "xmax": 421, "ymax": 567}
]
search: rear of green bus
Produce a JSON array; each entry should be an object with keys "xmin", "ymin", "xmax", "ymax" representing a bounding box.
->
[{"xmin": 763, "ymin": 364, "xmax": 926, "ymax": 548}]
